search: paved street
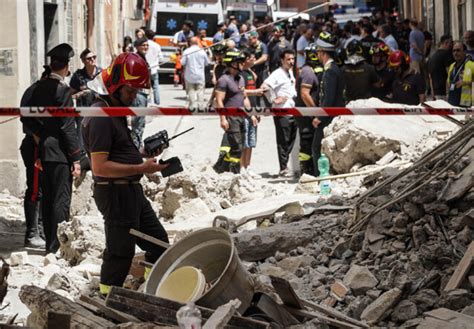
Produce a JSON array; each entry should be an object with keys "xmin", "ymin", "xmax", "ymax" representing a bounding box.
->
[{"xmin": 144, "ymin": 83, "xmax": 285, "ymax": 176}]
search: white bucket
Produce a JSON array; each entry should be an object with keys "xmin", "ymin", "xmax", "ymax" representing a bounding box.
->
[{"xmin": 155, "ymin": 266, "xmax": 206, "ymax": 303}]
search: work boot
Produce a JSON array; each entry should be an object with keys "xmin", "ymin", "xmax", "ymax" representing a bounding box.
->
[{"xmin": 25, "ymin": 235, "xmax": 45, "ymax": 249}]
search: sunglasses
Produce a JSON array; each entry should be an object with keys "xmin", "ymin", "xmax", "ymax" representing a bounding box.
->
[{"xmin": 84, "ymin": 55, "xmax": 97, "ymax": 60}]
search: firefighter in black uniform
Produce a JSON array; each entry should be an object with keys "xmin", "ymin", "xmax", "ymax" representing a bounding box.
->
[
  {"xmin": 23, "ymin": 43, "xmax": 82, "ymax": 253},
  {"xmin": 82, "ymin": 53, "xmax": 169, "ymax": 296},
  {"xmin": 295, "ymin": 43, "xmax": 324, "ymax": 176}
]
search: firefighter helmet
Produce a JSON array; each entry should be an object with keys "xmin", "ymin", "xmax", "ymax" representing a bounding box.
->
[
  {"xmin": 344, "ymin": 39, "xmax": 366, "ymax": 64},
  {"xmin": 370, "ymin": 42, "xmax": 391, "ymax": 56},
  {"xmin": 305, "ymin": 43, "xmax": 322, "ymax": 68},
  {"xmin": 223, "ymin": 50, "xmax": 246, "ymax": 65},
  {"xmin": 316, "ymin": 31, "xmax": 338, "ymax": 51},
  {"xmin": 388, "ymin": 50, "xmax": 410, "ymax": 70}
]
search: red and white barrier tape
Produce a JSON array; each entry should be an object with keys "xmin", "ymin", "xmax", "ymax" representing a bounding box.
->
[{"xmin": 0, "ymin": 106, "xmax": 472, "ymax": 117}]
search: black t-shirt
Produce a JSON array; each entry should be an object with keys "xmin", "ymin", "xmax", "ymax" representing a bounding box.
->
[
  {"xmin": 391, "ymin": 72, "xmax": 426, "ymax": 105},
  {"xmin": 82, "ymin": 99, "xmax": 143, "ymax": 182},
  {"xmin": 427, "ymin": 49, "xmax": 455, "ymax": 95},
  {"xmin": 342, "ymin": 62, "xmax": 380, "ymax": 101},
  {"xmin": 372, "ymin": 66, "xmax": 397, "ymax": 100},
  {"xmin": 248, "ymin": 41, "xmax": 268, "ymax": 73}
]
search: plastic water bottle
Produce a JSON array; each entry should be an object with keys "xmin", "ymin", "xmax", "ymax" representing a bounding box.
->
[
  {"xmin": 176, "ymin": 302, "xmax": 202, "ymax": 329},
  {"xmin": 318, "ymin": 154, "xmax": 331, "ymax": 196}
]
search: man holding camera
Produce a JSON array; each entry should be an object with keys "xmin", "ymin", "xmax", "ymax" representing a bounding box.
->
[{"xmin": 82, "ymin": 53, "xmax": 169, "ymax": 296}]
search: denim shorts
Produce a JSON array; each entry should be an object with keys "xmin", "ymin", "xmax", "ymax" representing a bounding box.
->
[{"xmin": 243, "ymin": 117, "xmax": 257, "ymax": 148}]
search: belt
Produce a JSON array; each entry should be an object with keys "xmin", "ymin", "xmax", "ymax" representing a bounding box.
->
[{"xmin": 95, "ymin": 180, "xmax": 140, "ymax": 185}]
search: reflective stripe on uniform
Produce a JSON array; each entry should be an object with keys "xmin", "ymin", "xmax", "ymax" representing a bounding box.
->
[
  {"xmin": 144, "ymin": 266, "xmax": 152, "ymax": 280},
  {"xmin": 219, "ymin": 146, "xmax": 231, "ymax": 153},
  {"xmin": 224, "ymin": 154, "xmax": 240, "ymax": 163},
  {"xmin": 99, "ymin": 283, "xmax": 111, "ymax": 295},
  {"xmin": 299, "ymin": 152, "xmax": 312, "ymax": 162}
]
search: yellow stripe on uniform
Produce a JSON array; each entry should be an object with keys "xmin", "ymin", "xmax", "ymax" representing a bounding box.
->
[
  {"xmin": 224, "ymin": 154, "xmax": 240, "ymax": 163},
  {"xmin": 299, "ymin": 152, "xmax": 312, "ymax": 162},
  {"xmin": 144, "ymin": 266, "xmax": 152, "ymax": 280},
  {"xmin": 219, "ymin": 146, "xmax": 231, "ymax": 153},
  {"xmin": 99, "ymin": 283, "xmax": 111, "ymax": 295},
  {"xmin": 91, "ymin": 151, "xmax": 110, "ymax": 155}
]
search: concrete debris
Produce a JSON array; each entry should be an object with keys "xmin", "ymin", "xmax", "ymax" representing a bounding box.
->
[
  {"xmin": 70, "ymin": 173, "xmax": 98, "ymax": 217},
  {"xmin": 390, "ymin": 300, "xmax": 418, "ymax": 322},
  {"xmin": 360, "ymin": 288, "xmax": 402, "ymax": 324},
  {"xmin": 343, "ymin": 265, "xmax": 378, "ymax": 296},
  {"xmin": 322, "ymin": 116, "xmax": 402, "ymax": 173},
  {"xmin": 9, "ymin": 251, "xmax": 29, "ymax": 266},
  {"xmin": 58, "ymin": 216, "xmax": 105, "ymax": 266},
  {"xmin": 233, "ymin": 218, "xmax": 324, "ymax": 262}
]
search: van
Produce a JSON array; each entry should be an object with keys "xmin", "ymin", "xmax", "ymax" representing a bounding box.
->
[{"xmin": 150, "ymin": 0, "xmax": 224, "ymax": 75}]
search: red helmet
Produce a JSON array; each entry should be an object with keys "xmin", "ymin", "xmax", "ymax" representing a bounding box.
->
[
  {"xmin": 370, "ymin": 42, "xmax": 391, "ymax": 56},
  {"xmin": 102, "ymin": 52, "xmax": 150, "ymax": 95},
  {"xmin": 388, "ymin": 50, "xmax": 410, "ymax": 69}
]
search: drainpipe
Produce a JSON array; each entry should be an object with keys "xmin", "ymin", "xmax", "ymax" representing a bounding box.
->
[{"xmin": 87, "ymin": 0, "xmax": 94, "ymax": 48}]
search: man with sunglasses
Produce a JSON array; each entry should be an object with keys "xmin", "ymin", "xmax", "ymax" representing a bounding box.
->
[
  {"xmin": 70, "ymin": 49, "xmax": 102, "ymax": 107},
  {"xmin": 70, "ymin": 48, "xmax": 103, "ymax": 185},
  {"xmin": 447, "ymin": 41, "xmax": 474, "ymax": 107}
]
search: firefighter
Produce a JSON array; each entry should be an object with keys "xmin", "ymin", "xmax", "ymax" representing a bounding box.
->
[
  {"xmin": 295, "ymin": 43, "xmax": 324, "ymax": 176},
  {"xmin": 213, "ymin": 50, "xmax": 249, "ymax": 174},
  {"xmin": 82, "ymin": 53, "xmax": 169, "ymax": 296}
]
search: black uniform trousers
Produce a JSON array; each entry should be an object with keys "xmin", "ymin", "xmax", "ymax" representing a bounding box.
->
[
  {"xmin": 213, "ymin": 117, "xmax": 244, "ymax": 174},
  {"xmin": 20, "ymin": 136, "xmax": 42, "ymax": 241},
  {"xmin": 296, "ymin": 117, "xmax": 333, "ymax": 177},
  {"xmin": 93, "ymin": 183, "xmax": 169, "ymax": 288},
  {"xmin": 273, "ymin": 116, "xmax": 298, "ymax": 172},
  {"xmin": 41, "ymin": 162, "xmax": 72, "ymax": 253}
]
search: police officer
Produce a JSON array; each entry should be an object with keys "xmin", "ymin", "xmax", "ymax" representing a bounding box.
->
[
  {"xmin": 82, "ymin": 53, "xmax": 169, "ymax": 296},
  {"xmin": 214, "ymin": 50, "xmax": 249, "ymax": 174},
  {"xmin": 19, "ymin": 71, "xmax": 49, "ymax": 248},
  {"xmin": 314, "ymin": 32, "xmax": 345, "ymax": 176},
  {"xmin": 247, "ymin": 30, "xmax": 269, "ymax": 87},
  {"xmin": 295, "ymin": 43, "xmax": 323, "ymax": 176},
  {"xmin": 22, "ymin": 43, "xmax": 81, "ymax": 253}
]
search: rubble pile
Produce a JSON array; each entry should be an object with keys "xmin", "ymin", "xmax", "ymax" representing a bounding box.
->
[
  {"xmin": 144, "ymin": 164, "xmax": 293, "ymax": 222},
  {"xmin": 245, "ymin": 124, "xmax": 474, "ymax": 327}
]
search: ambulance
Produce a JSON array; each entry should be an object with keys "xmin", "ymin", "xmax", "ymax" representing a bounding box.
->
[{"xmin": 149, "ymin": 0, "xmax": 224, "ymax": 75}]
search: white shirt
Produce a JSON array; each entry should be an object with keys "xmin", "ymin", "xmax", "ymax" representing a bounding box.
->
[
  {"xmin": 145, "ymin": 40, "xmax": 164, "ymax": 75},
  {"xmin": 384, "ymin": 34, "xmax": 399, "ymax": 51},
  {"xmin": 181, "ymin": 45, "xmax": 210, "ymax": 84},
  {"xmin": 264, "ymin": 67, "xmax": 297, "ymax": 107}
]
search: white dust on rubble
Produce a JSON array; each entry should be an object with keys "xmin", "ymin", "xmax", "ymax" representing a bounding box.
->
[{"xmin": 145, "ymin": 164, "xmax": 295, "ymax": 224}]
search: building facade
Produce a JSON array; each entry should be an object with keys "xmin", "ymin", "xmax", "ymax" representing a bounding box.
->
[{"xmin": 0, "ymin": 0, "xmax": 142, "ymax": 196}]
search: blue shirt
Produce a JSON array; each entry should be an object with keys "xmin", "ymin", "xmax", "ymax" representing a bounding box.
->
[
  {"xmin": 409, "ymin": 29, "xmax": 425, "ymax": 62},
  {"xmin": 296, "ymin": 35, "xmax": 310, "ymax": 68}
]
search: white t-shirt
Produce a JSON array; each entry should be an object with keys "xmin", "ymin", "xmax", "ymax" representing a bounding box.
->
[
  {"xmin": 264, "ymin": 67, "xmax": 297, "ymax": 107},
  {"xmin": 145, "ymin": 40, "xmax": 164, "ymax": 75}
]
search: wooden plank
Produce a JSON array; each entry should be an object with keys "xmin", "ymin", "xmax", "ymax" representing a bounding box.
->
[
  {"xmin": 106, "ymin": 286, "xmax": 269, "ymax": 329},
  {"xmin": 285, "ymin": 306, "xmax": 361, "ymax": 329},
  {"xmin": 444, "ymin": 241, "xmax": 474, "ymax": 291},
  {"xmin": 19, "ymin": 285, "xmax": 115, "ymax": 328},
  {"xmin": 424, "ymin": 308, "xmax": 474, "ymax": 323},
  {"xmin": 202, "ymin": 299, "xmax": 240, "ymax": 329},
  {"xmin": 270, "ymin": 276, "xmax": 368, "ymax": 328},
  {"xmin": 129, "ymin": 229, "xmax": 170, "ymax": 249},
  {"xmin": 47, "ymin": 311, "xmax": 71, "ymax": 329},
  {"xmin": 417, "ymin": 317, "xmax": 454, "ymax": 329},
  {"xmin": 270, "ymin": 276, "xmax": 305, "ymax": 309},
  {"xmin": 80, "ymin": 294, "xmax": 140, "ymax": 323}
]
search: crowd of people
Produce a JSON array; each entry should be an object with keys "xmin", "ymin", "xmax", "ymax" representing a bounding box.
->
[{"xmin": 16, "ymin": 8, "xmax": 474, "ymax": 297}]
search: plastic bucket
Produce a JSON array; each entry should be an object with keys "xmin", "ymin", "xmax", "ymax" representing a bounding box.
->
[
  {"xmin": 145, "ymin": 228, "xmax": 254, "ymax": 314},
  {"xmin": 155, "ymin": 266, "xmax": 206, "ymax": 303}
]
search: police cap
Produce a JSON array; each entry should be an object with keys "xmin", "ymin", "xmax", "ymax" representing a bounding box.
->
[{"xmin": 47, "ymin": 43, "xmax": 74, "ymax": 64}]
